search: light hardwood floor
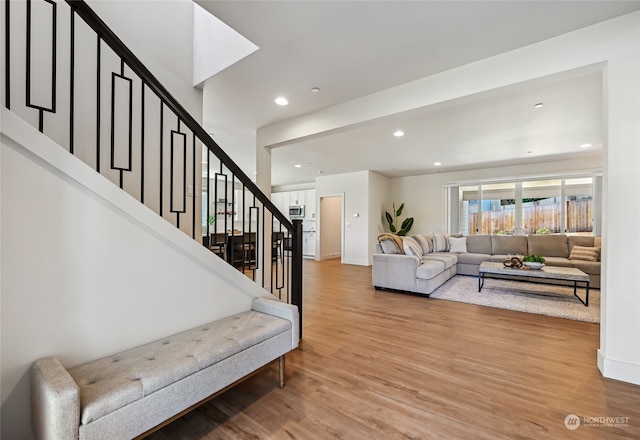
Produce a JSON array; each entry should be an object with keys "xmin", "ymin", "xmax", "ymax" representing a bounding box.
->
[{"xmin": 149, "ymin": 259, "xmax": 640, "ymax": 439}]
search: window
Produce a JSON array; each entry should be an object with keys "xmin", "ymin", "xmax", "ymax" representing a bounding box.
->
[
  {"xmin": 565, "ymin": 178, "xmax": 594, "ymax": 233},
  {"xmin": 450, "ymin": 177, "xmax": 595, "ymax": 236},
  {"xmin": 522, "ymin": 180, "xmax": 562, "ymax": 234}
]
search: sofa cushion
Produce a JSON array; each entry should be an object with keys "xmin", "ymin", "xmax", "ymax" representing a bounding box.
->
[
  {"xmin": 568, "ymin": 235, "xmax": 595, "ymax": 251},
  {"xmin": 457, "ymin": 253, "xmax": 491, "ymax": 265},
  {"xmin": 467, "ymin": 235, "xmax": 492, "ymax": 254},
  {"xmin": 569, "ymin": 245, "xmax": 600, "ymax": 262},
  {"xmin": 423, "ymin": 252, "xmax": 457, "ymax": 269},
  {"xmin": 416, "ymin": 260, "xmax": 446, "ymax": 280},
  {"xmin": 448, "ymin": 236, "xmax": 468, "ymax": 253},
  {"xmin": 402, "ymin": 236, "xmax": 423, "ymax": 258},
  {"xmin": 539, "ymin": 256, "xmax": 574, "ymax": 267},
  {"xmin": 491, "ymin": 235, "xmax": 527, "ymax": 256},
  {"xmin": 570, "ymin": 260, "xmax": 600, "ymax": 275},
  {"xmin": 527, "ymin": 234, "xmax": 569, "ymax": 257},
  {"xmin": 432, "ymin": 233, "xmax": 450, "ymax": 252},
  {"xmin": 412, "ymin": 234, "xmax": 433, "ymax": 254}
]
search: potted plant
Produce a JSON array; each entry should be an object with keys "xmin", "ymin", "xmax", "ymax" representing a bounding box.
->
[
  {"xmin": 523, "ymin": 254, "xmax": 546, "ymax": 269},
  {"xmin": 385, "ymin": 202, "xmax": 414, "ymax": 236}
]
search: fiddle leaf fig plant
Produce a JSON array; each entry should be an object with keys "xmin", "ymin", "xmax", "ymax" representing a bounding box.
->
[{"xmin": 385, "ymin": 203, "xmax": 414, "ymax": 236}]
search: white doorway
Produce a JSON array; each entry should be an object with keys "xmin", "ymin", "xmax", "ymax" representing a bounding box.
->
[{"xmin": 319, "ymin": 195, "xmax": 343, "ymax": 261}]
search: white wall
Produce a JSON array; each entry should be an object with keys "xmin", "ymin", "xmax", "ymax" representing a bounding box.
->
[
  {"xmin": 0, "ymin": 110, "xmax": 269, "ymax": 440},
  {"xmin": 316, "ymin": 171, "xmax": 370, "ymax": 266},
  {"xmin": 599, "ymin": 31, "xmax": 640, "ymax": 384},
  {"xmin": 368, "ymin": 172, "xmax": 390, "ymax": 264},
  {"xmin": 88, "ymin": 0, "xmax": 202, "ymax": 123}
]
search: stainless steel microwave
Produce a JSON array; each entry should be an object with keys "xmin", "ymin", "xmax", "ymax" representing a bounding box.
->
[{"xmin": 289, "ymin": 205, "xmax": 305, "ymax": 218}]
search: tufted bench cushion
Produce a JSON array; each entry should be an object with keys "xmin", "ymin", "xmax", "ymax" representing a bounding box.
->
[
  {"xmin": 32, "ymin": 296, "xmax": 299, "ymax": 440},
  {"xmin": 68, "ymin": 310, "xmax": 290, "ymax": 425}
]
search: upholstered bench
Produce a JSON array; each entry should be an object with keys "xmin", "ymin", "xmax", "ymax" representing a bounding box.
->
[{"xmin": 31, "ymin": 297, "xmax": 299, "ymax": 440}]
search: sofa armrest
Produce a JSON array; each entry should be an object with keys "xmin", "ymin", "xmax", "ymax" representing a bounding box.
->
[
  {"xmin": 32, "ymin": 356, "xmax": 80, "ymax": 440},
  {"xmin": 252, "ymin": 296, "xmax": 300, "ymax": 349},
  {"xmin": 372, "ymin": 253, "xmax": 420, "ymax": 289}
]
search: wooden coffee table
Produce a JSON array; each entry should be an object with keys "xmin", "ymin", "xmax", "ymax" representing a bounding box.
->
[{"xmin": 478, "ymin": 261, "xmax": 590, "ymax": 306}]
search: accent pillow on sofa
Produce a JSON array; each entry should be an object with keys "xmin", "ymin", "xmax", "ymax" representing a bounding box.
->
[
  {"xmin": 412, "ymin": 234, "xmax": 432, "ymax": 254},
  {"xmin": 448, "ymin": 236, "xmax": 468, "ymax": 253},
  {"xmin": 432, "ymin": 233, "xmax": 450, "ymax": 252},
  {"xmin": 403, "ymin": 236, "xmax": 424, "ymax": 258},
  {"xmin": 378, "ymin": 233, "xmax": 403, "ymax": 254},
  {"xmin": 569, "ymin": 245, "xmax": 600, "ymax": 262}
]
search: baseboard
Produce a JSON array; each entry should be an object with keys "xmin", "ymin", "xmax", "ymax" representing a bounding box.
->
[
  {"xmin": 341, "ymin": 258, "xmax": 369, "ymax": 266},
  {"xmin": 597, "ymin": 349, "xmax": 640, "ymax": 385}
]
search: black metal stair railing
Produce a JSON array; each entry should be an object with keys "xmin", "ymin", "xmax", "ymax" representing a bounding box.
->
[{"xmin": 3, "ymin": 0, "xmax": 302, "ymax": 331}]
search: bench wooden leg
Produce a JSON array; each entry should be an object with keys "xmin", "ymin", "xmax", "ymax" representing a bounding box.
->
[{"xmin": 279, "ymin": 355, "xmax": 285, "ymax": 388}]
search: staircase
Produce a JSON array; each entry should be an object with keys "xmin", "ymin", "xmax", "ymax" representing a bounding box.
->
[{"xmin": 3, "ymin": 0, "xmax": 302, "ymax": 325}]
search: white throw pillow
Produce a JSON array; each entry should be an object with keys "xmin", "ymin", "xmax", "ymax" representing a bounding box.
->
[
  {"xmin": 402, "ymin": 236, "xmax": 423, "ymax": 258},
  {"xmin": 448, "ymin": 236, "xmax": 468, "ymax": 253},
  {"xmin": 432, "ymin": 233, "xmax": 450, "ymax": 252}
]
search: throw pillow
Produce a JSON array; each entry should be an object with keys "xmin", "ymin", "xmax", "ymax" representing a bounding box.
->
[
  {"xmin": 569, "ymin": 245, "xmax": 600, "ymax": 262},
  {"xmin": 432, "ymin": 233, "xmax": 450, "ymax": 252},
  {"xmin": 378, "ymin": 233, "xmax": 403, "ymax": 254},
  {"xmin": 403, "ymin": 236, "xmax": 423, "ymax": 258},
  {"xmin": 448, "ymin": 236, "xmax": 468, "ymax": 253},
  {"xmin": 412, "ymin": 234, "xmax": 432, "ymax": 254},
  {"xmin": 380, "ymin": 239, "xmax": 399, "ymax": 254}
]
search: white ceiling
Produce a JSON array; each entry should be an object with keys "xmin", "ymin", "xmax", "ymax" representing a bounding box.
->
[{"xmin": 195, "ymin": 1, "xmax": 640, "ymax": 187}]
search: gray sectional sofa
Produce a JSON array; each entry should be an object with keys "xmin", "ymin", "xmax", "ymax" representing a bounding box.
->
[{"xmin": 373, "ymin": 233, "xmax": 601, "ymax": 296}]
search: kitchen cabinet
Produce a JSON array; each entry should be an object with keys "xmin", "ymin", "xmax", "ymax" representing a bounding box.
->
[
  {"xmin": 303, "ymin": 232, "xmax": 316, "ymax": 258},
  {"xmin": 304, "ymin": 189, "xmax": 316, "ymax": 219},
  {"xmin": 288, "ymin": 191, "xmax": 305, "ymax": 207},
  {"xmin": 273, "ymin": 189, "xmax": 317, "ymax": 223},
  {"xmin": 271, "ymin": 192, "xmax": 288, "ymax": 217}
]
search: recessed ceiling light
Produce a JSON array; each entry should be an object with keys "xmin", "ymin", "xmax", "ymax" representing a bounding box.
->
[
  {"xmin": 294, "ymin": 164, "xmax": 302, "ymax": 168},
  {"xmin": 311, "ymin": 87, "xmax": 320, "ymax": 93},
  {"xmin": 275, "ymin": 97, "xmax": 288, "ymax": 106},
  {"xmin": 534, "ymin": 103, "xmax": 544, "ymax": 108},
  {"xmin": 580, "ymin": 143, "xmax": 592, "ymax": 148},
  {"xmin": 393, "ymin": 130, "xmax": 404, "ymax": 137},
  {"xmin": 433, "ymin": 162, "xmax": 442, "ymax": 166}
]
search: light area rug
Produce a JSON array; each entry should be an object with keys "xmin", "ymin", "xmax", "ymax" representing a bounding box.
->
[{"xmin": 430, "ymin": 275, "xmax": 600, "ymax": 323}]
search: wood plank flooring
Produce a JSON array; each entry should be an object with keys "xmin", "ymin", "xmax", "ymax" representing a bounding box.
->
[{"xmin": 148, "ymin": 258, "xmax": 640, "ymax": 439}]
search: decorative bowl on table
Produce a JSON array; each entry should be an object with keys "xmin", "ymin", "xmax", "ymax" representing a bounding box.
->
[{"xmin": 524, "ymin": 261, "xmax": 545, "ymax": 270}]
